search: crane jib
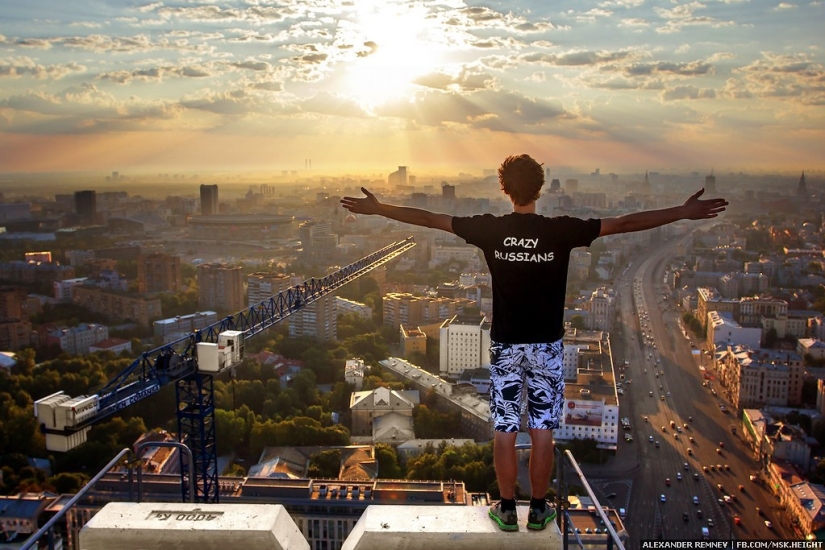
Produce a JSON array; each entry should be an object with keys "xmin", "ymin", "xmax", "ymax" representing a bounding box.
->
[{"xmin": 108, "ymin": 383, "xmax": 161, "ymax": 414}]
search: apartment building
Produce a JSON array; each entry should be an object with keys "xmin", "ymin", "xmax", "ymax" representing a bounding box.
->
[
  {"xmin": 137, "ymin": 253, "xmax": 181, "ymax": 294},
  {"xmin": 289, "ymin": 294, "xmax": 337, "ymax": 342},
  {"xmin": 438, "ymin": 314, "xmax": 490, "ymax": 380},
  {"xmin": 72, "ymin": 287, "xmax": 162, "ymax": 327},
  {"xmin": 719, "ymin": 345, "xmax": 804, "ymax": 409},
  {"xmin": 383, "ymin": 292, "xmax": 474, "ymax": 328},
  {"xmin": 197, "ymin": 263, "xmax": 245, "ymax": 313}
]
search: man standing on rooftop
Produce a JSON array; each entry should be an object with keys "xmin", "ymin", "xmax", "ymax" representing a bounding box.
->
[{"xmin": 341, "ymin": 154, "xmax": 728, "ymax": 531}]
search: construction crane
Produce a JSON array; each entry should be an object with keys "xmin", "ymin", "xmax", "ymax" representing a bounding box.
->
[{"xmin": 33, "ymin": 237, "xmax": 416, "ymax": 503}]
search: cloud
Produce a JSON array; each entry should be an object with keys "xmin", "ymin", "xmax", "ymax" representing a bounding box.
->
[
  {"xmin": 374, "ymin": 88, "xmax": 570, "ymax": 133},
  {"xmin": 623, "ymin": 60, "xmax": 714, "ymax": 77},
  {"xmin": 414, "ymin": 66, "xmax": 498, "ymax": 92},
  {"xmin": 775, "ymin": 2, "xmax": 798, "ymax": 9},
  {"xmin": 0, "ymin": 57, "xmax": 86, "ymax": 80},
  {"xmin": 521, "ymin": 49, "xmax": 636, "ymax": 67},
  {"xmin": 0, "ymin": 83, "xmax": 185, "ymax": 134},
  {"xmin": 725, "ymin": 52, "xmax": 825, "ymax": 105},
  {"xmin": 662, "ymin": 85, "xmax": 717, "ymax": 100},
  {"xmin": 299, "ymin": 92, "xmax": 369, "ymax": 118}
]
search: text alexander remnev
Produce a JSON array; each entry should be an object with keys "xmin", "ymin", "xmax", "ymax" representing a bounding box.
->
[{"xmin": 640, "ymin": 541, "xmax": 823, "ymax": 550}]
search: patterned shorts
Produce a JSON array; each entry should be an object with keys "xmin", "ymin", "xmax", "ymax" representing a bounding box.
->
[{"xmin": 489, "ymin": 339, "xmax": 565, "ymax": 432}]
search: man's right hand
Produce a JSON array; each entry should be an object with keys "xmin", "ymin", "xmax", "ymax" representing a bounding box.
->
[{"xmin": 341, "ymin": 187, "xmax": 381, "ymax": 215}]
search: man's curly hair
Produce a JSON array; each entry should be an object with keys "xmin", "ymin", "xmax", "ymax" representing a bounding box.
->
[{"xmin": 498, "ymin": 154, "xmax": 544, "ymax": 206}]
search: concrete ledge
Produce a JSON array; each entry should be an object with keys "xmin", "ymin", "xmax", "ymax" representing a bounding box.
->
[
  {"xmin": 78, "ymin": 502, "xmax": 309, "ymax": 550},
  {"xmin": 341, "ymin": 505, "xmax": 562, "ymax": 550}
]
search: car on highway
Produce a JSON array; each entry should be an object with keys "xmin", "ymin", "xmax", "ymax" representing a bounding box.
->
[
  {"xmin": 738, "ymin": 484, "xmax": 745, "ymax": 491},
  {"xmin": 649, "ymin": 391, "xmax": 654, "ymax": 397},
  {"xmin": 693, "ymin": 496, "xmax": 699, "ymax": 505},
  {"xmin": 703, "ymin": 466, "xmax": 709, "ymax": 473},
  {"xmin": 662, "ymin": 426, "xmax": 667, "ymax": 432},
  {"xmin": 725, "ymin": 464, "xmax": 730, "ymax": 470},
  {"xmin": 687, "ymin": 448, "xmax": 693, "ymax": 455},
  {"xmin": 693, "ymin": 473, "xmax": 700, "ymax": 480},
  {"xmin": 683, "ymin": 512, "xmax": 689, "ymax": 521},
  {"xmin": 649, "ymin": 435, "xmax": 654, "ymax": 443},
  {"xmin": 677, "ymin": 473, "xmax": 682, "ymax": 481},
  {"xmin": 765, "ymin": 520, "xmax": 773, "ymax": 529},
  {"xmin": 697, "ymin": 509, "xmax": 703, "ymax": 518},
  {"xmin": 666, "ymin": 478, "xmax": 671, "ymax": 486},
  {"xmin": 689, "ymin": 436, "xmax": 695, "ymax": 443},
  {"xmin": 684, "ymin": 463, "xmax": 689, "ymax": 470},
  {"xmin": 719, "ymin": 442, "xmax": 724, "ymax": 448},
  {"xmin": 717, "ymin": 484, "xmax": 724, "ymax": 492},
  {"xmin": 716, "ymin": 448, "xmax": 722, "ymax": 454},
  {"xmin": 734, "ymin": 516, "xmax": 741, "ymax": 525},
  {"xmin": 655, "ymin": 441, "xmax": 660, "ymax": 448},
  {"xmin": 708, "ymin": 519, "xmax": 714, "ymax": 528},
  {"xmin": 660, "ymin": 395, "xmax": 665, "ymax": 400},
  {"xmin": 756, "ymin": 507, "xmax": 763, "ymax": 516}
]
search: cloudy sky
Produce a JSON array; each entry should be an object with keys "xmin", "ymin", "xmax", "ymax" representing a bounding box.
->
[{"xmin": 1, "ymin": 0, "xmax": 823, "ymax": 175}]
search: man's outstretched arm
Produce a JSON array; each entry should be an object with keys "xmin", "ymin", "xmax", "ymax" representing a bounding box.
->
[
  {"xmin": 341, "ymin": 187, "xmax": 455, "ymax": 234},
  {"xmin": 599, "ymin": 188, "xmax": 728, "ymax": 237}
]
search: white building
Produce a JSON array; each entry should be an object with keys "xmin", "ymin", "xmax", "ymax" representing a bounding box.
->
[
  {"xmin": 439, "ymin": 314, "xmax": 490, "ymax": 380},
  {"xmin": 586, "ymin": 287, "xmax": 614, "ymax": 331},
  {"xmin": 49, "ymin": 323, "xmax": 109, "ymax": 355},
  {"xmin": 553, "ymin": 385, "xmax": 620, "ymax": 449},
  {"xmin": 429, "ymin": 245, "xmax": 478, "ymax": 268},
  {"xmin": 247, "ymin": 272, "xmax": 295, "ymax": 307},
  {"xmin": 153, "ymin": 311, "xmax": 218, "ymax": 340},
  {"xmin": 799, "ymin": 338, "xmax": 825, "ymax": 361},
  {"xmin": 707, "ymin": 311, "xmax": 761, "ymax": 350},
  {"xmin": 345, "ymin": 358, "xmax": 367, "ymax": 390},
  {"xmin": 53, "ymin": 278, "xmax": 88, "ymax": 303},
  {"xmin": 335, "ymin": 296, "xmax": 372, "ymax": 320}
]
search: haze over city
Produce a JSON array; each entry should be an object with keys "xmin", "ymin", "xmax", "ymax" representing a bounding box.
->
[{"xmin": 1, "ymin": 0, "xmax": 823, "ymax": 176}]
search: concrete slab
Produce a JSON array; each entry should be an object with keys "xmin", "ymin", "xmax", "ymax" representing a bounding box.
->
[
  {"xmin": 78, "ymin": 502, "xmax": 309, "ymax": 550},
  {"xmin": 341, "ymin": 505, "xmax": 563, "ymax": 550}
]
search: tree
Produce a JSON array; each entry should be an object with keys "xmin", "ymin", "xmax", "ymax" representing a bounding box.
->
[
  {"xmin": 374, "ymin": 444, "xmax": 402, "ymax": 479},
  {"xmin": 570, "ymin": 315, "xmax": 587, "ymax": 330},
  {"xmin": 308, "ymin": 449, "xmax": 342, "ymax": 478}
]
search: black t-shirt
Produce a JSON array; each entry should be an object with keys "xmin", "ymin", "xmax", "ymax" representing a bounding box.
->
[{"xmin": 452, "ymin": 213, "xmax": 601, "ymax": 344}]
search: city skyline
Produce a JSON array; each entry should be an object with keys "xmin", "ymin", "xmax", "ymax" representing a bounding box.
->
[{"xmin": 1, "ymin": 1, "xmax": 824, "ymax": 175}]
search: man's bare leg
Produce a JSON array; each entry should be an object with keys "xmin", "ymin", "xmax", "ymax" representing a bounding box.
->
[
  {"xmin": 494, "ymin": 431, "xmax": 518, "ymax": 499},
  {"xmin": 529, "ymin": 427, "xmax": 555, "ymax": 499}
]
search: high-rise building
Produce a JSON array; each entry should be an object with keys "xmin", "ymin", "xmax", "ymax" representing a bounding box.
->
[
  {"xmin": 289, "ymin": 294, "xmax": 337, "ymax": 341},
  {"xmin": 441, "ymin": 184, "xmax": 456, "ymax": 201},
  {"xmin": 74, "ymin": 190, "xmax": 96, "ymax": 225},
  {"xmin": 247, "ymin": 272, "xmax": 293, "ymax": 307},
  {"xmin": 705, "ymin": 171, "xmax": 717, "ymax": 194},
  {"xmin": 549, "ymin": 178, "xmax": 561, "ymax": 193},
  {"xmin": 388, "ymin": 166, "xmax": 408, "ymax": 186},
  {"xmin": 197, "ymin": 263, "xmax": 245, "ymax": 313},
  {"xmin": 137, "ymin": 253, "xmax": 181, "ymax": 294},
  {"xmin": 798, "ymin": 171, "xmax": 807, "ymax": 197},
  {"xmin": 200, "ymin": 184, "xmax": 219, "ymax": 216},
  {"xmin": 438, "ymin": 313, "xmax": 491, "ymax": 380},
  {"xmin": 564, "ymin": 178, "xmax": 579, "ymax": 194},
  {"xmin": 0, "ymin": 286, "xmax": 28, "ymax": 320}
]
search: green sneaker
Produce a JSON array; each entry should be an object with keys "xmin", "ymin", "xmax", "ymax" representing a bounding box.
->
[
  {"xmin": 527, "ymin": 502, "xmax": 557, "ymax": 530},
  {"xmin": 488, "ymin": 501, "xmax": 518, "ymax": 531}
]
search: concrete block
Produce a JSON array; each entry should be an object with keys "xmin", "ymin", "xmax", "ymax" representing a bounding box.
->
[
  {"xmin": 79, "ymin": 502, "xmax": 309, "ymax": 550},
  {"xmin": 341, "ymin": 505, "xmax": 562, "ymax": 550}
]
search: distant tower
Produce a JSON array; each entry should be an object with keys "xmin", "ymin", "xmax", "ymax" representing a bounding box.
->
[
  {"xmin": 200, "ymin": 184, "xmax": 219, "ymax": 216},
  {"xmin": 545, "ymin": 167, "xmax": 551, "ymax": 183},
  {"xmin": 442, "ymin": 183, "xmax": 456, "ymax": 200},
  {"xmin": 705, "ymin": 170, "xmax": 716, "ymax": 194},
  {"xmin": 388, "ymin": 166, "xmax": 408, "ymax": 186},
  {"xmin": 642, "ymin": 171, "xmax": 651, "ymax": 194},
  {"xmin": 549, "ymin": 178, "xmax": 561, "ymax": 193},
  {"xmin": 798, "ymin": 171, "xmax": 807, "ymax": 197},
  {"xmin": 74, "ymin": 190, "xmax": 96, "ymax": 225},
  {"xmin": 564, "ymin": 178, "xmax": 579, "ymax": 194}
]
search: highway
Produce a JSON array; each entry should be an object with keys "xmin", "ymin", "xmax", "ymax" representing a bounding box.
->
[{"xmin": 611, "ymin": 236, "xmax": 794, "ymax": 543}]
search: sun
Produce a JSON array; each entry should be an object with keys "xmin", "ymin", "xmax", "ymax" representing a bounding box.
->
[{"xmin": 337, "ymin": 3, "xmax": 447, "ymax": 109}]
